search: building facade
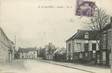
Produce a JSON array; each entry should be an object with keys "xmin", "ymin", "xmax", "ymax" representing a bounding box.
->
[
  {"xmin": 0, "ymin": 27, "xmax": 15, "ymax": 63},
  {"xmin": 66, "ymin": 30, "xmax": 100, "ymax": 64},
  {"xmin": 18, "ymin": 48, "xmax": 37, "ymax": 59},
  {"xmin": 53, "ymin": 48, "xmax": 66, "ymax": 62}
]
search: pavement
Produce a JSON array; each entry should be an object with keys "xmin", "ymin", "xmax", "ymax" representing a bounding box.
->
[
  {"xmin": 0, "ymin": 60, "xmax": 26, "ymax": 73},
  {"xmin": 0, "ymin": 59, "xmax": 92, "ymax": 73},
  {"xmin": 40, "ymin": 60, "xmax": 111, "ymax": 73}
]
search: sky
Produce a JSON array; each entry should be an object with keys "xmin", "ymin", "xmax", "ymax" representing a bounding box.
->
[{"xmin": 0, "ymin": 0, "xmax": 112, "ymax": 48}]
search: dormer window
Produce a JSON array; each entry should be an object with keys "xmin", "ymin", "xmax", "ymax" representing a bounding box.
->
[{"xmin": 84, "ymin": 32, "xmax": 89, "ymax": 39}]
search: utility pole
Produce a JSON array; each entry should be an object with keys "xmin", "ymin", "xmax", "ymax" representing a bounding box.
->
[
  {"xmin": 110, "ymin": 35, "xmax": 112, "ymax": 73},
  {"xmin": 110, "ymin": 17, "xmax": 112, "ymax": 73},
  {"xmin": 15, "ymin": 35, "xmax": 16, "ymax": 49},
  {"xmin": 110, "ymin": 22, "xmax": 112, "ymax": 73}
]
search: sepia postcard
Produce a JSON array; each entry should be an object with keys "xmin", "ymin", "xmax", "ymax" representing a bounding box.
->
[{"xmin": 0, "ymin": 0, "xmax": 112, "ymax": 73}]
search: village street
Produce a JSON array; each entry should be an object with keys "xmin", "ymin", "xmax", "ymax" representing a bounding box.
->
[{"xmin": 0, "ymin": 59, "xmax": 93, "ymax": 73}]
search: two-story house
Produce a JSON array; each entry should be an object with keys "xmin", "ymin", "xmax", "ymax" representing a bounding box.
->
[{"xmin": 66, "ymin": 30, "xmax": 99, "ymax": 64}]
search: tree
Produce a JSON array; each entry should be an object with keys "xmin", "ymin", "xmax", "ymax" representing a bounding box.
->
[
  {"xmin": 89, "ymin": 8, "xmax": 109, "ymax": 31},
  {"xmin": 88, "ymin": 8, "xmax": 109, "ymax": 51},
  {"xmin": 87, "ymin": 8, "xmax": 110, "ymax": 64}
]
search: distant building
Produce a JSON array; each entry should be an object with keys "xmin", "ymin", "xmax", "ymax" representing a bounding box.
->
[
  {"xmin": 53, "ymin": 48, "xmax": 66, "ymax": 62},
  {"xmin": 18, "ymin": 47, "xmax": 37, "ymax": 59},
  {"xmin": 37, "ymin": 47, "xmax": 46, "ymax": 59},
  {"xmin": 0, "ymin": 27, "xmax": 15, "ymax": 63},
  {"xmin": 44, "ymin": 43, "xmax": 56, "ymax": 60},
  {"xmin": 66, "ymin": 30, "xmax": 99, "ymax": 64}
]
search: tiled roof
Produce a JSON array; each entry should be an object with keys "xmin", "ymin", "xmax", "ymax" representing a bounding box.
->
[
  {"xmin": 66, "ymin": 30, "xmax": 99, "ymax": 42},
  {"xmin": 18, "ymin": 48, "xmax": 37, "ymax": 53}
]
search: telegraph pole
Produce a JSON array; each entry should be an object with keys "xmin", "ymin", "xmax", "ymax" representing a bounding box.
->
[
  {"xmin": 15, "ymin": 35, "xmax": 16, "ymax": 49},
  {"xmin": 109, "ymin": 17, "xmax": 112, "ymax": 73},
  {"xmin": 110, "ymin": 20, "xmax": 112, "ymax": 73}
]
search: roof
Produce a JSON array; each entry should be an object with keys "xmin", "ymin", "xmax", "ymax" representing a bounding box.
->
[
  {"xmin": 103, "ymin": 23, "xmax": 112, "ymax": 31},
  {"xmin": 53, "ymin": 48, "xmax": 66, "ymax": 55},
  {"xmin": 0, "ymin": 27, "xmax": 14, "ymax": 47},
  {"xmin": 66, "ymin": 30, "xmax": 99, "ymax": 42},
  {"xmin": 18, "ymin": 48, "xmax": 37, "ymax": 53},
  {"xmin": 0, "ymin": 27, "xmax": 10, "ymax": 42}
]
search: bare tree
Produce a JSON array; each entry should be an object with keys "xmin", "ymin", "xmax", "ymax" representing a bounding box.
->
[
  {"xmin": 89, "ymin": 8, "xmax": 109, "ymax": 31},
  {"xmin": 88, "ymin": 8, "xmax": 109, "ymax": 51}
]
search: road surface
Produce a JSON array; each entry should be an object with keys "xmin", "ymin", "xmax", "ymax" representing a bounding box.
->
[{"xmin": 0, "ymin": 59, "xmax": 90, "ymax": 73}]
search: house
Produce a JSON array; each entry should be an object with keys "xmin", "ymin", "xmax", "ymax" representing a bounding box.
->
[
  {"xmin": 0, "ymin": 27, "xmax": 15, "ymax": 63},
  {"xmin": 18, "ymin": 47, "xmax": 37, "ymax": 59},
  {"xmin": 102, "ymin": 17, "xmax": 112, "ymax": 66},
  {"xmin": 66, "ymin": 30, "xmax": 99, "ymax": 64},
  {"xmin": 53, "ymin": 48, "xmax": 66, "ymax": 62}
]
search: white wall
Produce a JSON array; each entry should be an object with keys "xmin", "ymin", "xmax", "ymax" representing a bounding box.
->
[
  {"xmin": 0, "ymin": 41, "xmax": 9, "ymax": 63},
  {"xmin": 0, "ymin": 28, "xmax": 14, "ymax": 63},
  {"xmin": 66, "ymin": 40, "xmax": 73, "ymax": 60},
  {"xmin": 66, "ymin": 39, "xmax": 99, "ymax": 60},
  {"xmin": 73, "ymin": 40, "xmax": 99, "ymax": 52}
]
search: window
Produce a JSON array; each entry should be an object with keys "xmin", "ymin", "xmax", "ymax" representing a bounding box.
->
[
  {"xmin": 84, "ymin": 43, "xmax": 89, "ymax": 51},
  {"xmin": 79, "ymin": 53, "xmax": 83, "ymax": 58},
  {"xmin": 102, "ymin": 33, "xmax": 107, "ymax": 49},
  {"xmin": 92, "ymin": 43, "xmax": 96, "ymax": 50},
  {"xmin": 102, "ymin": 52, "xmax": 106, "ymax": 61},
  {"xmin": 84, "ymin": 32, "xmax": 89, "ymax": 39},
  {"xmin": 76, "ymin": 43, "xmax": 81, "ymax": 52},
  {"xmin": 68, "ymin": 43, "xmax": 71, "ymax": 52},
  {"xmin": 85, "ymin": 52, "xmax": 88, "ymax": 57}
]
